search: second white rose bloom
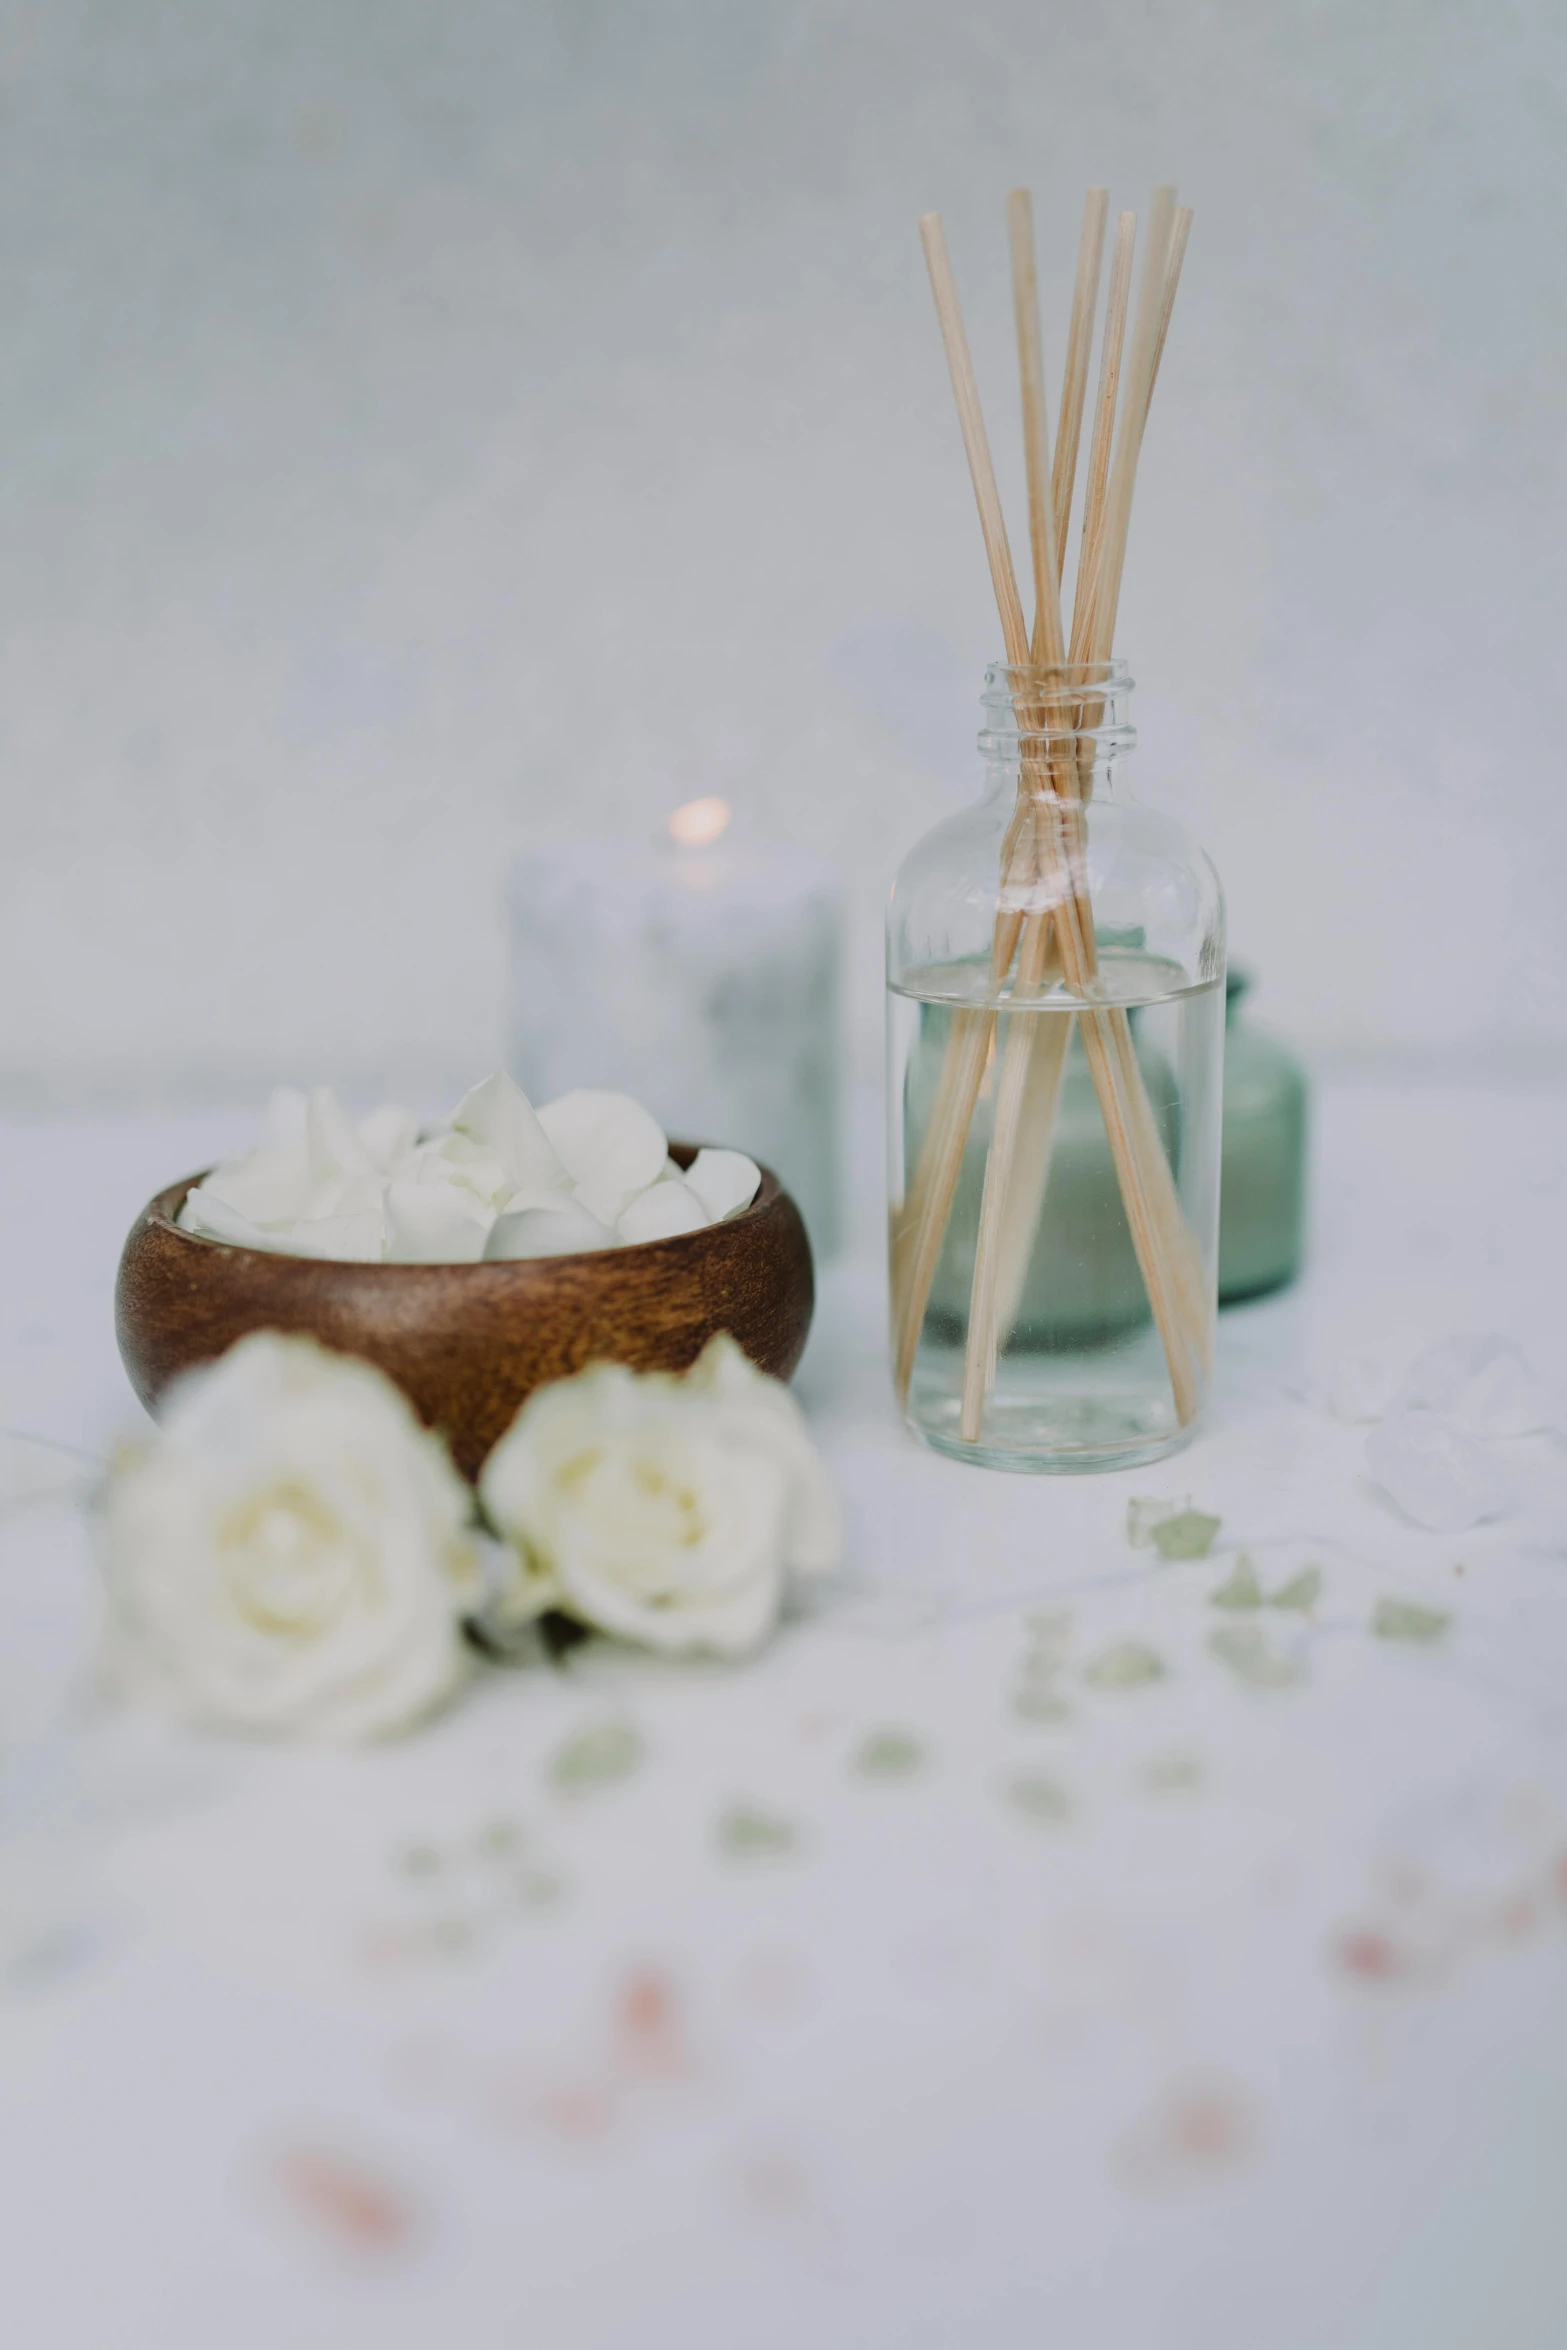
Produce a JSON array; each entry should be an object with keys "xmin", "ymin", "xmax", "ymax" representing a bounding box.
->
[{"xmin": 479, "ymin": 1335, "xmax": 839, "ymax": 1657}]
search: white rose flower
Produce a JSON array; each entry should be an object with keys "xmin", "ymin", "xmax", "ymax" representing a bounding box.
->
[
  {"xmin": 479, "ymin": 1335, "xmax": 839, "ymax": 1658},
  {"xmin": 683, "ymin": 1334, "xmax": 841, "ymax": 1573},
  {"xmin": 101, "ymin": 1332, "xmax": 481, "ymax": 1741}
]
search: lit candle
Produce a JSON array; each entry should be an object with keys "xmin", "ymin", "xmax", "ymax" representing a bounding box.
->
[{"xmin": 506, "ymin": 806, "xmax": 844, "ymax": 1253}]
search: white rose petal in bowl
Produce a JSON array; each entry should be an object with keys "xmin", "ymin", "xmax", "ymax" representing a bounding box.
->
[
  {"xmin": 357, "ymin": 1102, "xmax": 419, "ymax": 1173},
  {"xmin": 177, "ymin": 1188, "xmax": 280, "ymax": 1251},
  {"xmin": 198, "ymin": 1143, "xmax": 315, "ymax": 1230},
  {"xmin": 385, "ymin": 1179, "xmax": 492, "ymax": 1265},
  {"xmin": 282, "ymin": 1171, "xmax": 387, "ymax": 1263},
  {"xmin": 617, "ymin": 1179, "xmax": 711, "ymax": 1245},
  {"xmin": 486, "ymin": 1195, "xmax": 618, "ymax": 1260},
  {"xmin": 404, "ymin": 1132, "xmax": 517, "ymax": 1213},
  {"xmin": 538, "ymin": 1089, "xmax": 669, "ymax": 1225},
  {"xmin": 685, "ymin": 1148, "xmax": 762, "ymax": 1222},
  {"xmin": 307, "ymin": 1084, "xmax": 377, "ymax": 1182},
  {"xmin": 451, "ymin": 1071, "xmax": 570, "ymax": 1196},
  {"xmin": 282, "ymin": 1212, "xmax": 386, "ymax": 1264}
]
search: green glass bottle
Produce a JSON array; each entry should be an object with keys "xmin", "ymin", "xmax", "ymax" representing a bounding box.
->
[{"xmin": 1217, "ymin": 971, "xmax": 1307, "ymax": 1302}]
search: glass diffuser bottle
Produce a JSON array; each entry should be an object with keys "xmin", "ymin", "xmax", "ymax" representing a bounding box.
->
[{"xmin": 888, "ymin": 660, "xmax": 1225, "ymax": 1472}]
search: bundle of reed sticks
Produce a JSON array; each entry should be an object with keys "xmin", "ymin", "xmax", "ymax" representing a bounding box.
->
[{"xmin": 893, "ymin": 184, "xmax": 1209, "ymax": 1442}]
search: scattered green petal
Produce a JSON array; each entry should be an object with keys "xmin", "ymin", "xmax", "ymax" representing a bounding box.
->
[
  {"xmin": 1127, "ymin": 1497, "xmax": 1182, "ymax": 1548},
  {"xmin": 1006, "ymin": 1771, "xmax": 1073, "ymax": 1824},
  {"xmin": 1151, "ymin": 1510, "xmax": 1222, "ymax": 1561},
  {"xmin": 395, "ymin": 1841, "xmax": 443, "ymax": 1878},
  {"xmin": 548, "ymin": 1719, "xmax": 644, "ymax": 1793},
  {"xmin": 1024, "ymin": 1607, "xmax": 1074, "ymax": 1650},
  {"xmin": 1138, "ymin": 1749, "xmax": 1205, "ymax": 1796},
  {"xmin": 854, "ymin": 1728, "xmax": 926, "ymax": 1779},
  {"xmin": 478, "ymin": 1817, "xmax": 524, "ymax": 1858},
  {"xmin": 1270, "ymin": 1566, "xmax": 1323, "ymax": 1613},
  {"xmin": 429, "ymin": 1918, "xmax": 476, "ymax": 1955},
  {"xmin": 511, "ymin": 1868, "xmax": 568, "ymax": 1912},
  {"xmin": 1084, "ymin": 1639, "xmax": 1166, "ymax": 1690},
  {"xmin": 1013, "ymin": 1686, "xmax": 1074, "ymax": 1725},
  {"xmin": 1373, "ymin": 1598, "xmax": 1451, "ymax": 1645},
  {"xmin": 1127, "ymin": 1498, "xmax": 1223, "ymax": 1558},
  {"xmin": 1209, "ymin": 1555, "xmax": 1263, "ymax": 1610},
  {"xmin": 716, "ymin": 1805, "xmax": 799, "ymax": 1861},
  {"xmin": 1208, "ymin": 1624, "xmax": 1305, "ymax": 1690}
]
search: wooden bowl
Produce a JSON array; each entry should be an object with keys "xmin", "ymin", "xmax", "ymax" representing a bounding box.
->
[{"xmin": 115, "ymin": 1146, "xmax": 814, "ymax": 1478}]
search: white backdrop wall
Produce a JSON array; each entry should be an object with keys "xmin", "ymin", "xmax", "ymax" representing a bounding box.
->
[{"xmin": 3, "ymin": 0, "xmax": 1565, "ymax": 1108}]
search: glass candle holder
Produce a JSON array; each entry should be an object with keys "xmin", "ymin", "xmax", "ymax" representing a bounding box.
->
[
  {"xmin": 508, "ymin": 808, "xmax": 844, "ymax": 1256},
  {"xmin": 887, "ymin": 661, "xmax": 1225, "ymax": 1473}
]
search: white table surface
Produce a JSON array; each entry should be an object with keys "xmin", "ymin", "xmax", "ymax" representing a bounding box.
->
[{"xmin": 2, "ymin": 1079, "xmax": 1566, "ymax": 2350}]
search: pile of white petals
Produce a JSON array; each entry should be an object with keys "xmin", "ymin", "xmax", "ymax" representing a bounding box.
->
[
  {"xmin": 100, "ymin": 1330, "xmax": 840, "ymax": 1742},
  {"xmin": 177, "ymin": 1073, "xmax": 762, "ymax": 1265}
]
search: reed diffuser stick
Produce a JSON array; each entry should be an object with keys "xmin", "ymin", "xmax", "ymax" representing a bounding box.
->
[
  {"xmin": 1075, "ymin": 211, "xmax": 1136, "ymax": 650},
  {"xmin": 892, "ymin": 214, "xmax": 1034, "ymax": 1400},
  {"xmin": 916, "ymin": 214, "xmax": 1030, "ymax": 666},
  {"xmin": 958, "ymin": 190, "xmax": 1072, "ymax": 1435},
  {"xmin": 1149, "ymin": 206, "xmax": 1193, "ymax": 403},
  {"xmin": 1007, "ymin": 188, "xmax": 1065, "ymax": 661},
  {"xmin": 1050, "ymin": 189, "xmax": 1108, "ymax": 593},
  {"xmin": 1075, "ymin": 195, "xmax": 1210, "ymax": 1398},
  {"xmin": 1074, "ymin": 184, "xmax": 1177, "ymax": 663},
  {"xmin": 989, "ymin": 206, "xmax": 1136, "ymax": 1353}
]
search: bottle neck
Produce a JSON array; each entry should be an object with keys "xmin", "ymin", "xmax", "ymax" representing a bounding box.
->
[{"xmin": 978, "ymin": 658, "xmax": 1134, "ymax": 799}]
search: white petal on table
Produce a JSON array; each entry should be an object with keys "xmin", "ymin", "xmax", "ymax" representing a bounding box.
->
[
  {"xmin": 1394, "ymin": 1333, "xmax": 1552, "ymax": 1438},
  {"xmin": 486, "ymin": 1197, "xmax": 618, "ymax": 1259},
  {"xmin": 685, "ymin": 1146, "xmax": 761, "ymax": 1221},
  {"xmin": 452, "ymin": 1071, "xmax": 570, "ymax": 1196},
  {"xmin": 1324, "ymin": 1351, "xmax": 1401, "ymax": 1424},
  {"xmin": 1365, "ymin": 1406, "xmax": 1511, "ymax": 1533},
  {"xmin": 539, "ymin": 1090, "xmax": 667, "ymax": 1224},
  {"xmin": 616, "ymin": 1178, "xmax": 711, "ymax": 1244},
  {"xmin": 384, "ymin": 1179, "xmax": 490, "ymax": 1263}
]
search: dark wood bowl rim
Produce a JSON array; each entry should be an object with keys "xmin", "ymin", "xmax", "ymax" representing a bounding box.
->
[{"xmin": 139, "ymin": 1141, "xmax": 786, "ymax": 1278}]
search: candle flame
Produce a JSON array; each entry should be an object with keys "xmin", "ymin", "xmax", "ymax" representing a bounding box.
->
[{"xmin": 667, "ymin": 796, "xmax": 731, "ymax": 847}]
